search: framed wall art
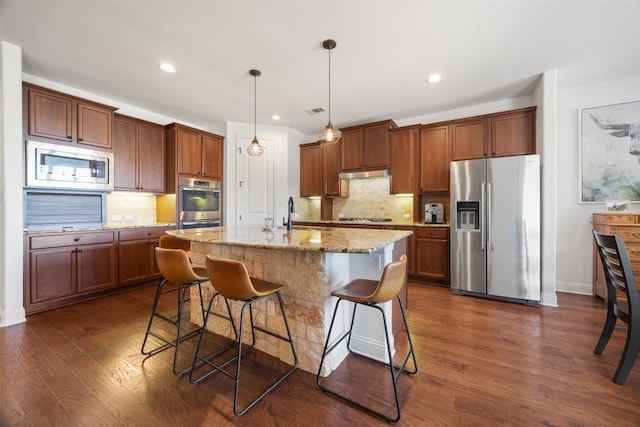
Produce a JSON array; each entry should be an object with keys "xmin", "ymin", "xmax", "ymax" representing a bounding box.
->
[{"xmin": 579, "ymin": 99, "xmax": 640, "ymax": 202}]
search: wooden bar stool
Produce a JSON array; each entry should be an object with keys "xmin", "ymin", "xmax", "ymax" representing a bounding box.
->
[
  {"xmin": 316, "ymin": 255, "xmax": 418, "ymax": 423},
  {"xmin": 190, "ymin": 255, "xmax": 298, "ymax": 416},
  {"xmin": 140, "ymin": 247, "xmax": 208, "ymax": 376}
]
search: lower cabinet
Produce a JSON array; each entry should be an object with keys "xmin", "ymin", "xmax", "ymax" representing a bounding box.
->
[
  {"xmin": 25, "ymin": 231, "xmax": 117, "ymax": 313},
  {"xmin": 413, "ymin": 227, "xmax": 450, "ymax": 284},
  {"xmin": 118, "ymin": 228, "xmax": 168, "ymax": 285},
  {"xmin": 24, "ymin": 226, "xmax": 172, "ymax": 314}
]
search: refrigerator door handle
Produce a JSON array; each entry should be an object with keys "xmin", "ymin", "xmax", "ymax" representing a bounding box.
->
[
  {"xmin": 481, "ymin": 182, "xmax": 486, "ymax": 250},
  {"xmin": 487, "ymin": 182, "xmax": 492, "ymax": 250}
]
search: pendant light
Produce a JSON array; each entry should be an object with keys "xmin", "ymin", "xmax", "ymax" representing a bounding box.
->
[
  {"xmin": 321, "ymin": 39, "xmax": 340, "ymax": 144},
  {"xmin": 247, "ymin": 69, "xmax": 265, "ymax": 156}
]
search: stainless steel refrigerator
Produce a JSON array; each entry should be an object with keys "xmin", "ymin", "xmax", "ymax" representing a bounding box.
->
[{"xmin": 450, "ymin": 154, "xmax": 541, "ymax": 305}]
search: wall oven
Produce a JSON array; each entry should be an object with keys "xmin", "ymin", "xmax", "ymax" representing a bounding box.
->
[
  {"xmin": 26, "ymin": 140, "xmax": 114, "ymax": 191},
  {"xmin": 178, "ymin": 177, "xmax": 221, "ymax": 229}
]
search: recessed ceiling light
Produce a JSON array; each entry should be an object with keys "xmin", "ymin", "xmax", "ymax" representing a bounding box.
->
[
  {"xmin": 272, "ymin": 115, "xmax": 281, "ymax": 121},
  {"xmin": 158, "ymin": 62, "xmax": 176, "ymax": 73},
  {"xmin": 426, "ymin": 73, "xmax": 441, "ymax": 84}
]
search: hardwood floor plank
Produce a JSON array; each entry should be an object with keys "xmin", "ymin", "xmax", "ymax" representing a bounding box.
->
[{"xmin": 2, "ymin": 283, "xmax": 640, "ymax": 426}]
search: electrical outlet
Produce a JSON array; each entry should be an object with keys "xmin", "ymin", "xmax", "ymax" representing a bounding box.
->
[
  {"xmin": 111, "ymin": 215, "xmax": 122, "ymax": 221},
  {"xmin": 124, "ymin": 215, "xmax": 134, "ymax": 222},
  {"xmin": 267, "ymin": 300, "xmax": 275, "ymax": 316},
  {"xmin": 402, "ymin": 213, "xmax": 410, "ymax": 219}
]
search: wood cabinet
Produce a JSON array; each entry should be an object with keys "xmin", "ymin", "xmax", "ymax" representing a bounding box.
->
[
  {"xmin": 113, "ymin": 114, "xmax": 165, "ymax": 193},
  {"xmin": 393, "ymin": 226, "xmax": 415, "ymax": 276},
  {"xmin": 24, "ymin": 83, "xmax": 116, "ymax": 149},
  {"xmin": 592, "ymin": 213, "xmax": 640, "ymax": 300},
  {"xmin": 450, "ymin": 107, "xmax": 536, "ymax": 161},
  {"xmin": 165, "ymin": 123, "xmax": 224, "ymax": 185},
  {"xmin": 323, "ymin": 140, "xmax": 348, "ymax": 197},
  {"xmin": 118, "ymin": 228, "xmax": 169, "ymax": 286},
  {"xmin": 300, "ymin": 142, "xmax": 323, "ymax": 197},
  {"xmin": 413, "ymin": 226, "xmax": 449, "ymax": 283},
  {"xmin": 419, "ymin": 124, "xmax": 450, "ymax": 193},
  {"xmin": 341, "ymin": 119, "xmax": 397, "ymax": 172},
  {"xmin": 25, "ymin": 231, "xmax": 117, "ymax": 313},
  {"xmin": 389, "ymin": 125, "xmax": 418, "ymax": 194}
]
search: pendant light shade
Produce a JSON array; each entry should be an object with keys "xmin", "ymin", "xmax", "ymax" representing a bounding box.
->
[
  {"xmin": 321, "ymin": 39, "xmax": 340, "ymax": 144},
  {"xmin": 247, "ymin": 69, "xmax": 265, "ymax": 157}
]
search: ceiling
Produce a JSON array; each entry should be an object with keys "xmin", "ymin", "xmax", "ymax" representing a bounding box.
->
[{"xmin": 1, "ymin": 1, "xmax": 639, "ymax": 137}]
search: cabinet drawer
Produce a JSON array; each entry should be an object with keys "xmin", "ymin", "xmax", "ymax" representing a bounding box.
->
[
  {"xmin": 614, "ymin": 226, "xmax": 640, "ymax": 242},
  {"xmin": 119, "ymin": 227, "xmax": 170, "ymax": 242},
  {"xmin": 415, "ymin": 227, "xmax": 448, "ymax": 239},
  {"xmin": 593, "ymin": 213, "xmax": 637, "ymax": 224},
  {"xmin": 29, "ymin": 231, "xmax": 115, "ymax": 250}
]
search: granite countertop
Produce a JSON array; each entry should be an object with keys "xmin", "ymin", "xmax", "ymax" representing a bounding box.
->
[
  {"xmin": 24, "ymin": 223, "xmax": 177, "ymax": 235},
  {"xmin": 293, "ymin": 219, "xmax": 450, "ymax": 228},
  {"xmin": 167, "ymin": 225, "xmax": 412, "ymax": 254}
]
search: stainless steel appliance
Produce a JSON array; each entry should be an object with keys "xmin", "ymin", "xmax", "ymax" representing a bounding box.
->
[
  {"xmin": 26, "ymin": 140, "xmax": 114, "ymax": 191},
  {"xmin": 178, "ymin": 177, "xmax": 221, "ymax": 229},
  {"xmin": 425, "ymin": 203, "xmax": 444, "ymax": 224},
  {"xmin": 450, "ymin": 154, "xmax": 540, "ymax": 305}
]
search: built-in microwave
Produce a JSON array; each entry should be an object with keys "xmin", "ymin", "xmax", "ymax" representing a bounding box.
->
[{"xmin": 26, "ymin": 140, "xmax": 114, "ymax": 191}]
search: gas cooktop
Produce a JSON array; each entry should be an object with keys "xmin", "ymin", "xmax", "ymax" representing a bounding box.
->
[{"xmin": 338, "ymin": 217, "xmax": 393, "ymax": 223}]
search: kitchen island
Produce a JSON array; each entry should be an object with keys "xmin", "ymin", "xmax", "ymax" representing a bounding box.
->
[{"xmin": 167, "ymin": 225, "xmax": 412, "ymax": 375}]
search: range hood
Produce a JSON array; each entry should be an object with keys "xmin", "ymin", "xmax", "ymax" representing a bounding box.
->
[{"xmin": 339, "ymin": 169, "xmax": 389, "ymax": 180}]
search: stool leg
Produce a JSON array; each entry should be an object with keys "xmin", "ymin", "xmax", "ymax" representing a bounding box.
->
[
  {"xmin": 173, "ymin": 283, "xmax": 204, "ymax": 376},
  {"xmin": 141, "ymin": 278, "xmax": 171, "ymax": 356}
]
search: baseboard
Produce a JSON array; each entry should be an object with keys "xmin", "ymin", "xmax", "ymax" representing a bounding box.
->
[
  {"xmin": 0, "ymin": 307, "xmax": 26, "ymax": 327},
  {"xmin": 556, "ymin": 280, "xmax": 592, "ymax": 296}
]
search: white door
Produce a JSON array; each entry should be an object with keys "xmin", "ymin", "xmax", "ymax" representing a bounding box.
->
[{"xmin": 236, "ymin": 136, "xmax": 275, "ymax": 225}]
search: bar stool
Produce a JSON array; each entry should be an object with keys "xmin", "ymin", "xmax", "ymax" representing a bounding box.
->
[
  {"xmin": 190, "ymin": 255, "xmax": 298, "ymax": 416},
  {"xmin": 141, "ymin": 247, "xmax": 208, "ymax": 376},
  {"xmin": 316, "ymin": 255, "xmax": 417, "ymax": 423}
]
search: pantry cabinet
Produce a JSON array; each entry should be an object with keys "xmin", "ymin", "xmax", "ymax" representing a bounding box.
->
[
  {"xmin": 24, "ymin": 83, "xmax": 116, "ymax": 149},
  {"xmin": 113, "ymin": 114, "xmax": 165, "ymax": 193}
]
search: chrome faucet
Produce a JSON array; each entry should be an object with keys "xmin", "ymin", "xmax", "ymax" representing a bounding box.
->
[{"xmin": 285, "ymin": 196, "xmax": 295, "ymax": 231}]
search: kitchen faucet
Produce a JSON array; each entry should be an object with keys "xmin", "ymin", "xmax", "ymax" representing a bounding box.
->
[{"xmin": 285, "ymin": 196, "xmax": 295, "ymax": 231}]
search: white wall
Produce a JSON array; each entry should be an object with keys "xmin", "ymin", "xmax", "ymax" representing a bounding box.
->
[{"xmin": 555, "ymin": 74, "xmax": 640, "ymax": 295}]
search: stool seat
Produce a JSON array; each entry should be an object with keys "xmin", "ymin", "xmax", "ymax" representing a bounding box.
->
[
  {"xmin": 316, "ymin": 255, "xmax": 417, "ymax": 423},
  {"xmin": 190, "ymin": 255, "xmax": 297, "ymax": 416},
  {"xmin": 141, "ymin": 246, "xmax": 209, "ymax": 376}
]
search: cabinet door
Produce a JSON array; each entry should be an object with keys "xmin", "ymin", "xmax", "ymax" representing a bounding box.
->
[
  {"xmin": 77, "ymin": 102, "xmax": 113, "ymax": 148},
  {"xmin": 451, "ymin": 119, "xmax": 487, "ymax": 161},
  {"xmin": 149, "ymin": 238, "xmax": 162, "ymax": 279},
  {"xmin": 362, "ymin": 123, "xmax": 389, "ymax": 169},
  {"xmin": 29, "ymin": 248, "xmax": 75, "ymax": 303},
  {"xmin": 27, "ymin": 88, "xmax": 74, "ymax": 142},
  {"xmin": 202, "ymin": 134, "xmax": 223, "ymax": 180},
  {"xmin": 113, "ymin": 117, "xmax": 138, "ymax": 190},
  {"xmin": 176, "ymin": 127, "xmax": 203, "ymax": 176},
  {"xmin": 341, "ymin": 128, "xmax": 364, "ymax": 171},
  {"xmin": 323, "ymin": 140, "xmax": 345, "ymax": 197},
  {"xmin": 77, "ymin": 243, "xmax": 117, "ymax": 293},
  {"xmin": 415, "ymin": 228, "xmax": 449, "ymax": 281},
  {"xmin": 300, "ymin": 144, "xmax": 323, "ymax": 197},
  {"xmin": 138, "ymin": 122, "xmax": 166, "ymax": 192},
  {"xmin": 419, "ymin": 125, "xmax": 450, "ymax": 193},
  {"xmin": 490, "ymin": 109, "xmax": 535, "ymax": 157},
  {"xmin": 118, "ymin": 240, "xmax": 152, "ymax": 285},
  {"xmin": 389, "ymin": 127, "xmax": 416, "ymax": 194}
]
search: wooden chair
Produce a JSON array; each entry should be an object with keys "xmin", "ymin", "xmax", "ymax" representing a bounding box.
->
[
  {"xmin": 592, "ymin": 231, "xmax": 640, "ymax": 385},
  {"xmin": 141, "ymin": 247, "xmax": 208, "ymax": 376},
  {"xmin": 316, "ymin": 255, "xmax": 418, "ymax": 422},
  {"xmin": 190, "ymin": 255, "xmax": 297, "ymax": 416}
]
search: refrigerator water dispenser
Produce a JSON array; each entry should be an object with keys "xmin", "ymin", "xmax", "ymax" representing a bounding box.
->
[{"xmin": 456, "ymin": 201, "xmax": 479, "ymax": 230}]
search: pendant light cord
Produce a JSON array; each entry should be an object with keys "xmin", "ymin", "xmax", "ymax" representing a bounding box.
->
[
  {"xmin": 254, "ymin": 72, "xmax": 257, "ymax": 138},
  {"xmin": 328, "ymin": 46, "xmax": 331, "ymax": 125}
]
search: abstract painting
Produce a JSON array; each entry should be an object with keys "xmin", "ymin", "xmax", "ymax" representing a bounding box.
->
[{"xmin": 580, "ymin": 100, "xmax": 640, "ymax": 202}]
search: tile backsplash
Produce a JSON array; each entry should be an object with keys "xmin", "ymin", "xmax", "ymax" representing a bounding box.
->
[
  {"xmin": 331, "ymin": 178, "xmax": 413, "ymax": 222},
  {"xmin": 106, "ymin": 193, "xmax": 158, "ymax": 226}
]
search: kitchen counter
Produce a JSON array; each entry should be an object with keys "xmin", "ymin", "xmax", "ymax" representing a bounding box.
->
[
  {"xmin": 24, "ymin": 223, "xmax": 177, "ymax": 235},
  {"xmin": 168, "ymin": 225, "xmax": 410, "ymax": 375},
  {"xmin": 293, "ymin": 219, "xmax": 449, "ymax": 228}
]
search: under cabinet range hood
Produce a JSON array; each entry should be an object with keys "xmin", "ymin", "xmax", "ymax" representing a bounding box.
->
[{"xmin": 338, "ymin": 169, "xmax": 389, "ymax": 180}]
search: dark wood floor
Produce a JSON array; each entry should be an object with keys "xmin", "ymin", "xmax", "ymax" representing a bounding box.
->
[{"xmin": 1, "ymin": 282, "xmax": 639, "ymax": 426}]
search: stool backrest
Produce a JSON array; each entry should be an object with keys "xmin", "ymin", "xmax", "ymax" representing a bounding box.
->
[
  {"xmin": 155, "ymin": 247, "xmax": 203, "ymax": 283},
  {"xmin": 206, "ymin": 255, "xmax": 258, "ymax": 301},
  {"xmin": 159, "ymin": 235, "xmax": 191, "ymax": 252},
  {"xmin": 370, "ymin": 255, "xmax": 408, "ymax": 303}
]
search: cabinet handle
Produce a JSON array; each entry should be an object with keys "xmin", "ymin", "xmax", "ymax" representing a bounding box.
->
[
  {"xmin": 67, "ymin": 135, "xmax": 72, "ymax": 140},
  {"xmin": 76, "ymin": 249, "xmax": 83, "ymax": 253},
  {"xmin": 78, "ymin": 138, "xmax": 83, "ymax": 142},
  {"xmin": 74, "ymin": 237, "xmax": 80, "ymax": 241}
]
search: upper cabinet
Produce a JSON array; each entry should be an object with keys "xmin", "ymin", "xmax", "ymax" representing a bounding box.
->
[
  {"xmin": 165, "ymin": 123, "xmax": 224, "ymax": 190},
  {"xmin": 340, "ymin": 119, "xmax": 397, "ymax": 172},
  {"xmin": 389, "ymin": 125, "xmax": 419, "ymax": 194},
  {"xmin": 323, "ymin": 139, "xmax": 348, "ymax": 198},
  {"xmin": 419, "ymin": 124, "xmax": 451, "ymax": 193},
  {"xmin": 113, "ymin": 114, "xmax": 165, "ymax": 193},
  {"xmin": 24, "ymin": 83, "xmax": 116, "ymax": 150},
  {"xmin": 451, "ymin": 107, "xmax": 536, "ymax": 161},
  {"xmin": 300, "ymin": 142, "xmax": 323, "ymax": 197}
]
